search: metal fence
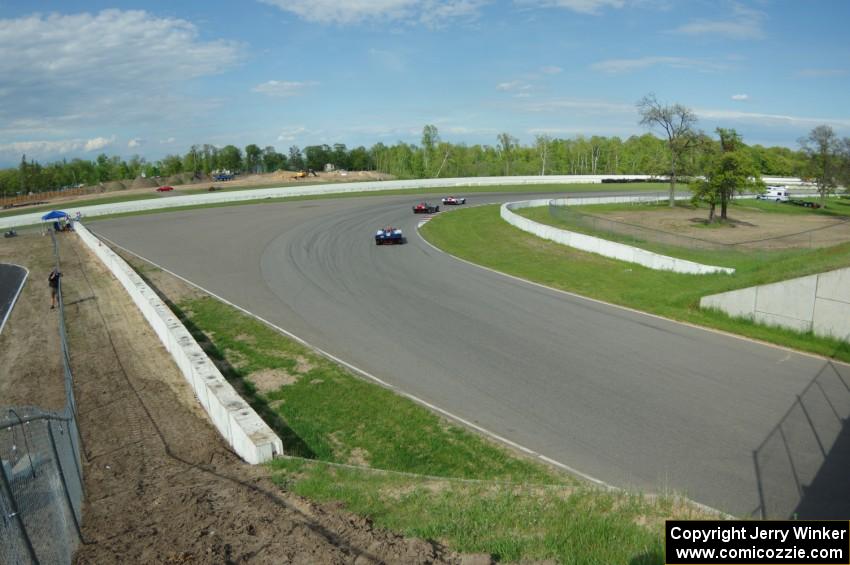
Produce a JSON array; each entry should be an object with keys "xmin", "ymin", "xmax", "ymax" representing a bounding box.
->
[
  {"xmin": 1, "ymin": 232, "xmax": 84, "ymax": 564},
  {"xmin": 548, "ymin": 199, "xmax": 850, "ymax": 252}
]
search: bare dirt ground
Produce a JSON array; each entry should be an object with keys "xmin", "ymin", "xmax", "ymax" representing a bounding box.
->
[
  {"xmin": 595, "ymin": 205, "xmax": 850, "ymax": 248},
  {"xmin": 2, "ymin": 232, "xmax": 468, "ymax": 564},
  {"xmin": 0, "ymin": 231, "xmax": 66, "ymax": 410}
]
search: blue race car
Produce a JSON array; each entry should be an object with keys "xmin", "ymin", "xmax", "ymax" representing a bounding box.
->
[{"xmin": 375, "ymin": 226, "xmax": 406, "ymax": 245}]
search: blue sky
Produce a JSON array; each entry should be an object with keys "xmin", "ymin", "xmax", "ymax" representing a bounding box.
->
[{"xmin": 1, "ymin": 0, "xmax": 848, "ymax": 166}]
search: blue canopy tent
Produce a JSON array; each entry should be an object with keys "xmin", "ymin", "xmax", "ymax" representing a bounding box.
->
[{"xmin": 41, "ymin": 210, "xmax": 71, "ymax": 233}]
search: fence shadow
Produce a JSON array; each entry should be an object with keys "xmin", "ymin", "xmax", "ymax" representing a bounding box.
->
[{"xmin": 752, "ymin": 359, "xmax": 850, "ymax": 519}]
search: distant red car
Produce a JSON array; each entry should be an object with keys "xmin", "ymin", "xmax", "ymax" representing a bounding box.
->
[
  {"xmin": 412, "ymin": 202, "xmax": 440, "ymax": 214},
  {"xmin": 156, "ymin": 186, "xmax": 174, "ymax": 192}
]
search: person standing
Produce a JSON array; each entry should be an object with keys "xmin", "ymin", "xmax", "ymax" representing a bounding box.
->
[{"xmin": 48, "ymin": 268, "xmax": 62, "ymax": 309}]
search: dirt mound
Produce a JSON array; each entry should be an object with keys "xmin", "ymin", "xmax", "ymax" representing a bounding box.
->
[
  {"xmin": 129, "ymin": 176, "xmax": 158, "ymax": 189},
  {"xmin": 100, "ymin": 180, "xmax": 127, "ymax": 192}
]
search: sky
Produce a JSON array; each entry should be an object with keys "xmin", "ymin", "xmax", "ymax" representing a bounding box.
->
[{"xmin": 0, "ymin": 0, "xmax": 848, "ymax": 167}]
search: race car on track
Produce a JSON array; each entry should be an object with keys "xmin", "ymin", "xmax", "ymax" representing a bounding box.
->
[
  {"xmin": 412, "ymin": 202, "xmax": 440, "ymax": 214},
  {"xmin": 375, "ymin": 226, "xmax": 406, "ymax": 245},
  {"xmin": 441, "ymin": 196, "xmax": 466, "ymax": 205}
]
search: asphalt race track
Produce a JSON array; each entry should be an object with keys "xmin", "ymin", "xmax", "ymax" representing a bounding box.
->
[
  {"xmin": 90, "ymin": 191, "xmax": 850, "ymax": 518},
  {"xmin": 0, "ymin": 263, "xmax": 27, "ymax": 334}
]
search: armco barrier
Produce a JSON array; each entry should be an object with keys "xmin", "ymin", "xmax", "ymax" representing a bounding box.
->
[
  {"xmin": 501, "ymin": 197, "xmax": 735, "ymax": 275},
  {"xmin": 74, "ymin": 223, "xmax": 283, "ymax": 464}
]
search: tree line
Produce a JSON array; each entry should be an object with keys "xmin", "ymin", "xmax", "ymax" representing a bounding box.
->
[{"xmin": 4, "ymin": 109, "xmax": 848, "ymax": 202}]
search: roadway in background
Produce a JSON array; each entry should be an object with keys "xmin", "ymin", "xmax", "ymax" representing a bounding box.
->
[{"xmin": 90, "ymin": 190, "xmax": 849, "ymax": 518}]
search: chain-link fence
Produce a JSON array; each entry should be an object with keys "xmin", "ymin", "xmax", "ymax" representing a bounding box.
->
[
  {"xmin": 548, "ymin": 199, "xmax": 850, "ymax": 252},
  {"xmin": 1, "ymin": 232, "xmax": 84, "ymax": 564}
]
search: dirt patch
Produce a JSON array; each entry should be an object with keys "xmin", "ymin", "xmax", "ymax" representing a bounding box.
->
[
  {"xmin": 348, "ymin": 447, "xmax": 371, "ymax": 466},
  {"xmin": 0, "ymin": 231, "xmax": 69, "ymax": 410},
  {"xmin": 2, "ymin": 233, "xmax": 466, "ymax": 563},
  {"xmin": 250, "ymin": 368, "xmax": 299, "ymax": 393},
  {"xmin": 593, "ymin": 205, "xmax": 850, "ymax": 248}
]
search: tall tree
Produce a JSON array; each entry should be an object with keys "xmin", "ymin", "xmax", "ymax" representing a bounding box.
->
[
  {"xmin": 217, "ymin": 145, "xmax": 243, "ymax": 173},
  {"xmin": 288, "ymin": 146, "xmax": 304, "ymax": 170},
  {"xmin": 497, "ymin": 133, "xmax": 518, "ymax": 176},
  {"xmin": 535, "ymin": 134, "xmax": 551, "ymax": 175},
  {"xmin": 637, "ymin": 93, "xmax": 699, "ymax": 207},
  {"xmin": 799, "ymin": 125, "xmax": 841, "ymax": 207},
  {"xmin": 693, "ymin": 128, "xmax": 763, "ymax": 222},
  {"xmin": 245, "ymin": 144, "xmax": 262, "ymax": 173},
  {"xmin": 421, "ymin": 124, "xmax": 440, "ymax": 177}
]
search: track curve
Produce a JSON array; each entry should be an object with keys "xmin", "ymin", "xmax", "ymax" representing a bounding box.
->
[{"xmin": 90, "ymin": 190, "xmax": 848, "ymax": 518}]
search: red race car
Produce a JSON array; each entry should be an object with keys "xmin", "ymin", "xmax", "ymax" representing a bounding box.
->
[
  {"xmin": 156, "ymin": 185, "xmax": 174, "ymax": 192},
  {"xmin": 412, "ymin": 202, "xmax": 440, "ymax": 214}
]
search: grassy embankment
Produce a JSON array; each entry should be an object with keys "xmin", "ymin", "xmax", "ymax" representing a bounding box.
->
[
  {"xmin": 420, "ymin": 200, "xmax": 850, "ymax": 362},
  {"xmin": 3, "ymin": 182, "xmax": 672, "ymax": 224},
  {"xmin": 115, "ymin": 265, "xmax": 712, "ymax": 564}
]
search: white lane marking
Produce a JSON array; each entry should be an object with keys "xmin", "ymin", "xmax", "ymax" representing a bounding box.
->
[
  {"xmin": 416, "ymin": 219, "xmax": 850, "ymax": 369},
  {"xmin": 0, "ymin": 263, "xmax": 29, "ymax": 335}
]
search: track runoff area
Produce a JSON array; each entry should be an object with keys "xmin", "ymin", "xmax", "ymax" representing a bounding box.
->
[{"xmin": 90, "ymin": 189, "xmax": 848, "ymax": 526}]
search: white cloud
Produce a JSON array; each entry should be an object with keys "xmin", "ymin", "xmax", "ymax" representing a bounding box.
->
[
  {"xmin": 0, "ymin": 10, "xmax": 241, "ymax": 156},
  {"xmin": 671, "ymin": 3, "xmax": 765, "ymax": 40},
  {"xmin": 695, "ymin": 108, "xmax": 850, "ymax": 129},
  {"xmin": 128, "ymin": 138, "xmax": 144, "ymax": 148},
  {"xmin": 731, "ymin": 93, "xmax": 749, "ymax": 101},
  {"xmin": 514, "ymin": 0, "xmax": 625, "ymax": 15},
  {"xmin": 591, "ymin": 56, "xmax": 727, "ymax": 74},
  {"xmin": 259, "ymin": 0, "xmax": 487, "ymax": 25},
  {"xmin": 277, "ymin": 126, "xmax": 307, "ymax": 142},
  {"xmin": 160, "ymin": 137, "xmax": 176, "ymax": 144},
  {"xmin": 540, "ymin": 65, "xmax": 562, "ymax": 74},
  {"xmin": 796, "ymin": 68, "xmax": 848, "ymax": 78},
  {"xmin": 0, "ymin": 136, "xmax": 116, "ymax": 160},
  {"xmin": 519, "ymin": 98, "xmax": 634, "ymax": 114},
  {"xmin": 84, "ymin": 136, "xmax": 116, "ymax": 151},
  {"xmin": 252, "ymin": 80, "xmax": 318, "ymax": 97}
]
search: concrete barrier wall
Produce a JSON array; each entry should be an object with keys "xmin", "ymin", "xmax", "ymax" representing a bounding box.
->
[
  {"xmin": 501, "ymin": 198, "xmax": 735, "ymax": 275},
  {"xmin": 75, "ymin": 223, "xmax": 283, "ymax": 463},
  {"xmin": 0, "ymin": 175, "xmax": 665, "ymax": 230},
  {"xmin": 700, "ymin": 267, "xmax": 850, "ymax": 341}
]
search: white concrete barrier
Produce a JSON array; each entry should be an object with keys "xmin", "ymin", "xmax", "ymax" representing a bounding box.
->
[
  {"xmin": 701, "ymin": 267, "xmax": 850, "ymax": 341},
  {"xmin": 0, "ymin": 175, "xmax": 664, "ymax": 230},
  {"xmin": 75, "ymin": 223, "xmax": 283, "ymax": 463},
  {"xmin": 501, "ymin": 197, "xmax": 735, "ymax": 275}
]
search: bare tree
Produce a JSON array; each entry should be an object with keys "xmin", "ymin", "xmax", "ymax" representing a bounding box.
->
[{"xmin": 637, "ymin": 93, "xmax": 699, "ymax": 207}]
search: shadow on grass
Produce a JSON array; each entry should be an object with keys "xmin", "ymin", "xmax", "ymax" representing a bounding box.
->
[{"xmin": 130, "ymin": 266, "xmax": 316, "ymax": 459}]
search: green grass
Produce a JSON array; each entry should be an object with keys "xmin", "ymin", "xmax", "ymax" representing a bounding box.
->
[
  {"xmin": 420, "ymin": 205, "xmax": 850, "ymax": 362},
  {"xmin": 270, "ymin": 458, "xmax": 678, "ymax": 564},
  {"xmin": 179, "ymin": 295, "xmax": 559, "ymax": 482},
  {"xmin": 157, "ymin": 292, "xmax": 708, "ymax": 563}
]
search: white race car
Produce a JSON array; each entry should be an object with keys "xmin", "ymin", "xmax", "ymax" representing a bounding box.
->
[{"xmin": 441, "ymin": 196, "xmax": 466, "ymax": 205}]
